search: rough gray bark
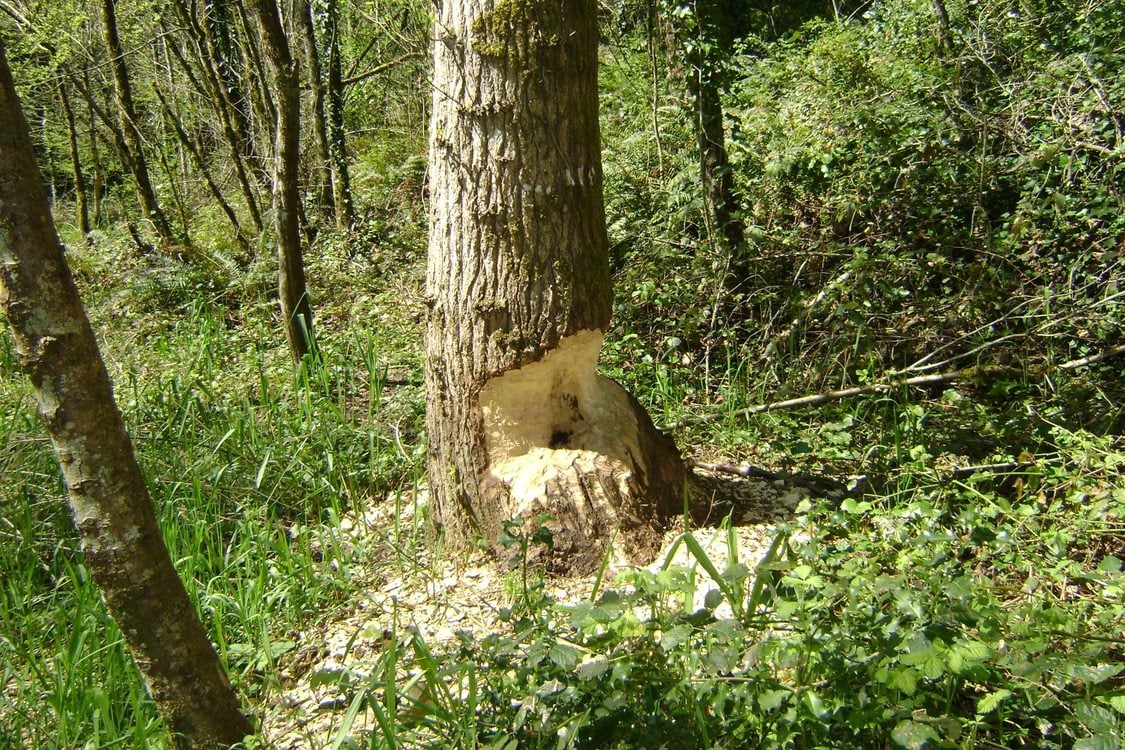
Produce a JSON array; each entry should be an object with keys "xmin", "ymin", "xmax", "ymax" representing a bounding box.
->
[
  {"xmin": 425, "ymin": 0, "xmax": 685, "ymax": 572},
  {"xmin": 0, "ymin": 39, "xmax": 251, "ymax": 750},
  {"xmin": 247, "ymin": 0, "xmax": 316, "ymax": 361}
]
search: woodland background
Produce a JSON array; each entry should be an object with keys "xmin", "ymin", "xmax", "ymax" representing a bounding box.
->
[{"xmin": 1, "ymin": 0, "xmax": 1124, "ymax": 747}]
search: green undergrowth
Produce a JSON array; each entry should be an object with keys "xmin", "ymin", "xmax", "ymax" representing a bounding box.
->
[
  {"xmin": 0, "ymin": 223, "xmax": 427, "ymax": 747},
  {"xmin": 3, "ymin": 1, "xmax": 1123, "ymax": 747},
  {"xmin": 328, "ymin": 428, "xmax": 1124, "ymax": 749}
]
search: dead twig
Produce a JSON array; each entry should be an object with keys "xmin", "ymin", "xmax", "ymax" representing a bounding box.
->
[{"xmin": 666, "ymin": 344, "xmax": 1125, "ymax": 431}]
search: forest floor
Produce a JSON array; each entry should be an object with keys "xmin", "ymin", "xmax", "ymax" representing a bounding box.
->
[{"xmin": 262, "ymin": 464, "xmax": 810, "ymax": 747}]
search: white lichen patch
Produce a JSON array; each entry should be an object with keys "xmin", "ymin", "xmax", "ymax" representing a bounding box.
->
[{"xmin": 480, "ymin": 329, "xmax": 641, "ymax": 516}]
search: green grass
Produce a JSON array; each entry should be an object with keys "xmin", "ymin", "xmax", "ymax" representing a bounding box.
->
[
  {"xmin": 3, "ymin": 216, "xmax": 1121, "ymax": 748},
  {"xmin": 0, "ymin": 222, "xmax": 427, "ymax": 747},
  {"xmin": 3, "ymin": 3, "xmax": 1124, "ymax": 744}
]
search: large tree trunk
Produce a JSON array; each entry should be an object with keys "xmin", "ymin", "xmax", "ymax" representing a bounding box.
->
[
  {"xmin": 0, "ymin": 40, "xmax": 251, "ymax": 750},
  {"xmin": 100, "ymin": 0, "xmax": 177, "ymax": 248},
  {"xmin": 247, "ymin": 0, "xmax": 315, "ymax": 362},
  {"xmin": 425, "ymin": 0, "xmax": 685, "ymax": 573}
]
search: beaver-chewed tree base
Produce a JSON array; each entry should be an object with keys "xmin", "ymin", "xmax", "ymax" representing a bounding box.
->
[{"xmin": 479, "ymin": 330, "xmax": 685, "ymax": 574}]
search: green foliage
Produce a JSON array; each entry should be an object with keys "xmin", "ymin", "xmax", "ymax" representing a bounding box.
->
[
  {"xmin": 2, "ymin": 0, "xmax": 1123, "ymax": 747},
  {"xmin": 0, "ymin": 225, "xmax": 426, "ymax": 745},
  {"xmin": 357, "ymin": 429, "xmax": 1123, "ymax": 749},
  {"xmin": 602, "ymin": 0, "xmax": 1123, "ymax": 425}
]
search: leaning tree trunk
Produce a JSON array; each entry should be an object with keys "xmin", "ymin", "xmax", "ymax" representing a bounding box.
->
[
  {"xmin": 0, "ymin": 40, "xmax": 251, "ymax": 750},
  {"xmin": 100, "ymin": 0, "xmax": 177, "ymax": 248},
  {"xmin": 425, "ymin": 0, "xmax": 685, "ymax": 572},
  {"xmin": 58, "ymin": 80, "xmax": 91, "ymax": 240},
  {"xmin": 247, "ymin": 0, "xmax": 315, "ymax": 362}
]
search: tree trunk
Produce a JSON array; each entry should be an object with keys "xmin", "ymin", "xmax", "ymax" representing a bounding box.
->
[
  {"xmin": 247, "ymin": 0, "xmax": 315, "ymax": 362},
  {"xmin": 167, "ymin": 0, "xmax": 264, "ymax": 234},
  {"xmin": 297, "ymin": 0, "xmax": 335, "ymax": 220},
  {"xmin": 322, "ymin": 0, "xmax": 354, "ymax": 230},
  {"xmin": 203, "ymin": 0, "xmax": 256, "ymax": 162},
  {"xmin": 83, "ymin": 68, "xmax": 104, "ymax": 226},
  {"xmin": 100, "ymin": 0, "xmax": 177, "ymax": 248},
  {"xmin": 678, "ymin": 0, "xmax": 747, "ymax": 285},
  {"xmin": 932, "ymin": 0, "xmax": 952, "ymax": 51},
  {"xmin": 425, "ymin": 0, "xmax": 684, "ymax": 572},
  {"xmin": 58, "ymin": 80, "xmax": 91, "ymax": 240},
  {"xmin": 0, "ymin": 40, "xmax": 251, "ymax": 750}
]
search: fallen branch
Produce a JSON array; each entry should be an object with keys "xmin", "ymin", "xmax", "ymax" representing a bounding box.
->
[
  {"xmin": 689, "ymin": 458, "xmax": 847, "ymax": 498},
  {"xmin": 666, "ymin": 344, "xmax": 1125, "ymax": 431},
  {"xmin": 690, "ymin": 458, "xmax": 1041, "ymax": 502},
  {"xmin": 1058, "ymin": 343, "xmax": 1125, "ymax": 370}
]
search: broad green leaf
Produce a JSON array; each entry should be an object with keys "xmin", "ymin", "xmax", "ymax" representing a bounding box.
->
[
  {"xmin": 759, "ymin": 689, "xmax": 789, "ymax": 712},
  {"xmin": 1073, "ymin": 736, "xmax": 1118, "ymax": 750},
  {"xmin": 891, "ymin": 719, "xmax": 940, "ymax": 749},
  {"xmin": 659, "ymin": 623, "xmax": 692, "ymax": 653},
  {"xmin": 802, "ymin": 689, "xmax": 828, "ymax": 719},
  {"xmin": 1099, "ymin": 694, "xmax": 1125, "ymax": 715},
  {"xmin": 1068, "ymin": 663, "xmax": 1125, "ymax": 686},
  {"xmin": 1075, "ymin": 702, "xmax": 1119, "ymax": 734},
  {"xmin": 548, "ymin": 642, "xmax": 580, "ymax": 670}
]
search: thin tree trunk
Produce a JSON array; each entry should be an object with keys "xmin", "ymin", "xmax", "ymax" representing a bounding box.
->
[
  {"xmin": 679, "ymin": 0, "xmax": 747, "ymax": 286},
  {"xmin": 171, "ymin": 0, "xmax": 264, "ymax": 233},
  {"xmin": 58, "ymin": 80, "xmax": 91, "ymax": 240},
  {"xmin": 237, "ymin": 1, "xmax": 276, "ymax": 184},
  {"xmin": 0, "ymin": 39, "xmax": 251, "ymax": 750},
  {"xmin": 247, "ymin": 0, "xmax": 315, "ymax": 362},
  {"xmin": 203, "ymin": 0, "xmax": 255, "ymax": 160},
  {"xmin": 83, "ymin": 68, "xmax": 104, "ymax": 226},
  {"xmin": 154, "ymin": 85, "xmax": 252, "ymax": 257},
  {"xmin": 425, "ymin": 0, "xmax": 684, "ymax": 572},
  {"xmin": 297, "ymin": 0, "xmax": 334, "ymax": 220},
  {"xmin": 99, "ymin": 0, "xmax": 177, "ymax": 248},
  {"xmin": 322, "ymin": 0, "xmax": 353, "ymax": 230},
  {"xmin": 933, "ymin": 0, "xmax": 952, "ymax": 51}
]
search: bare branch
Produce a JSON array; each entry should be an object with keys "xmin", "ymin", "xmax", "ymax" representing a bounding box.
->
[{"xmin": 667, "ymin": 343, "xmax": 1125, "ymax": 430}]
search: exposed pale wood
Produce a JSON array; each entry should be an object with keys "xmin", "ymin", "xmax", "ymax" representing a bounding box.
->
[{"xmin": 424, "ymin": 0, "xmax": 684, "ymax": 570}]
